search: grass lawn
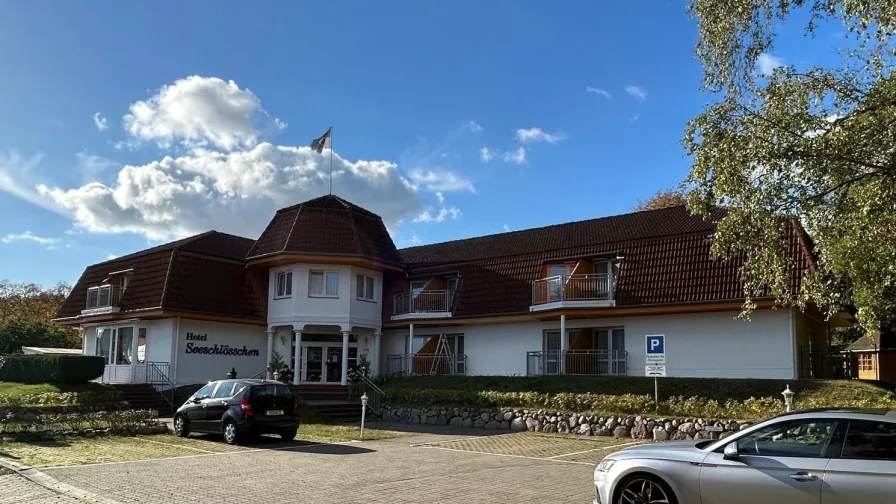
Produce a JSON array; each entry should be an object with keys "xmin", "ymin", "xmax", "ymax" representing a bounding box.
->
[
  {"xmin": 0, "ymin": 381, "xmax": 121, "ymax": 406},
  {"xmin": 0, "ymin": 466, "xmax": 12, "ymax": 476}
]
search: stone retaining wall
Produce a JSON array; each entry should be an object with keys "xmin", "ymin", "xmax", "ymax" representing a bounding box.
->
[
  {"xmin": 0, "ymin": 405, "xmax": 123, "ymax": 418},
  {"xmin": 380, "ymin": 405, "xmax": 753, "ymax": 441}
]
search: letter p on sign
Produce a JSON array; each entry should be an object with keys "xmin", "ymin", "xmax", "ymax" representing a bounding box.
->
[{"xmin": 645, "ymin": 335, "xmax": 665, "ymax": 365}]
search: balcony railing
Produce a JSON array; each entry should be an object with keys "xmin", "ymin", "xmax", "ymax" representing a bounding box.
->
[
  {"xmin": 386, "ymin": 353, "xmax": 467, "ymax": 376},
  {"xmin": 393, "ymin": 290, "xmax": 451, "ymax": 315},
  {"xmin": 526, "ymin": 349, "xmax": 627, "ymax": 376},
  {"xmin": 85, "ymin": 284, "xmax": 123, "ymax": 310},
  {"xmin": 531, "ymin": 274, "xmax": 612, "ymax": 305}
]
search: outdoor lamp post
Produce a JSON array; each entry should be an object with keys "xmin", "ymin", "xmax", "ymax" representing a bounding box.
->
[
  {"xmin": 360, "ymin": 393, "xmax": 369, "ymax": 440},
  {"xmin": 782, "ymin": 385, "xmax": 795, "ymax": 412}
]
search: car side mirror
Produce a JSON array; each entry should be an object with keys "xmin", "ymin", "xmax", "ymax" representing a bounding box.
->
[
  {"xmin": 723, "ymin": 442, "xmax": 740, "ymax": 460},
  {"xmin": 191, "ymin": 397, "xmax": 202, "ymax": 404}
]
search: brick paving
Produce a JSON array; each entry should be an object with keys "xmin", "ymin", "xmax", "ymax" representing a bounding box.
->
[
  {"xmin": 21, "ymin": 431, "xmax": 602, "ymax": 504},
  {"xmin": 0, "ymin": 430, "xmax": 644, "ymax": 503}
]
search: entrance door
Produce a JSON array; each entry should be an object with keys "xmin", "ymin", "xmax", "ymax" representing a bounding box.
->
[
  {"xmin": 325, "ymin": 346, "xmax": 343, "ymax": 383},
  {"xmin": 303, "ymin": 346, "xmax": 323, "ymax": 382}
]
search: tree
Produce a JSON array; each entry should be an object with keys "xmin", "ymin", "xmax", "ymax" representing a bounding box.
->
[
  {"xmin": 0, "ymin": 280, "xmax": 72, "ymax": 323},
  {"xmin": 684, "ymin": 0, "xmax": 896, "ymax": 332},
  {"xmin": 635, "ymin": 187, "xmax": 689, "ymax": 211},
  {"xmin": 0, "ymin": 319, "xmax": 81, "ymax": 354}
]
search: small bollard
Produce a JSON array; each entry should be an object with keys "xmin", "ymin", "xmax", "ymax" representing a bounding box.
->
[
  {"xmin": 782, "ymin": 385, "xmax": 795, "ymax": 412},
  {"xmin": 360, "ymin": 393, "xmax": 369, "ymax": 440}
]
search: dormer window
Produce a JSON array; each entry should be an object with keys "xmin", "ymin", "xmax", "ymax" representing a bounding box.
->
[{"xmin": 275, "ymin": 271, "xmax": 293, "ymax": 298}]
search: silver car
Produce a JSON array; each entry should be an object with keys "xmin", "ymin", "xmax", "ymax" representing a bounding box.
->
[{"xmin": 593, "ymin": 408, "xmax": 896, "ymax": 504}]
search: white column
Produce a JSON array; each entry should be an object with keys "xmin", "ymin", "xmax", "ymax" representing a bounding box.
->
[
  {"xmin": 265, "ymin": 330, "xmax": 274, "ymax": 379},
  {"xmin": 340, "ymin": 330, "xmax": 350, "ymax": 386},
  {"xmin": 407, "ymin": 323, "xmax": 414, "ymax": 374},
  {"xmin": 559, "ymin": 314, "xmax": 567, "ymax": 375},
  {"xmin": 292, "ymin": 329, "xmax": 302, "ymax": 385},
  {"xmin": 373, "ymin": 331, "xmax": 382, "ymax": 377}
]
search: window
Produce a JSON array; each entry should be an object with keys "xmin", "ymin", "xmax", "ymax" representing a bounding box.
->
[
  {"xmin": 859, "ymin": 353, "xmax": 875, "ymax": 371},
  {"xmin": 96, "ymin": 327, "xmax": 112, "ymax": 364},
  {"xmin": 212, "ymin": 382, "xmax": 236, "ymax": 398},
  {"xmin": 116, "ymin": 327, "xmax": 134, "ymax": 365},
  {"xmin": 310, "ymin": 271, "xmax": 339, "ymax": 297},
  {"xmin": 275, "ymin": 271, "xmax": 293, "ymax": 298},
  {"xmin": 136, "ymin": 327, "xmax": 146, "ymax": 363},
  {"xmin": 596, "ymin": 328, "xmax": 625, "ymax": 353},
  {"xmin": 194, "ymin": 383, "xmax": 217, "ymax": 401},
  {"xmin": 735, "ymin": 419, "xmax": 838, "ymax": 458},
  {"xmin": 410, "ymin": 280, "xmax": 426, "ymax": 299},
  {"xmin": 356, "ymin": 274, "xmax": 375, "ymax": 300},
  {"xmin": 250, "ymin": 384, "xmax": 293, "ymax": 398},
  {"xmin": 841, "ymin": 421, "xmax": 896, "ymax": 460}
]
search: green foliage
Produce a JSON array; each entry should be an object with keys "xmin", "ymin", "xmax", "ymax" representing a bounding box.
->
[
  {"xmin": 0, "ymin": 409, "xmax": 158, "ymax": 437},
  {"xmin": 684, "ymin": 0, "xmax": 896, "ymax": 332},
  {"xmin": 0, "ymin": 355, "xmax": 105, "ymax": 384},
  {"xmin": 379, "ymin": 376, "xmax": 896, "ymax": 419},
  {"xmin": 0, "ymin": 280, "xmax": 71, "ymax": 324},
  {"xmin": 0, "ymin": 318, "xmax": 80, "ymax": 355},
  {"xmin": 268, "ymin": 350, "xmax": 287, "ymax": 373}
]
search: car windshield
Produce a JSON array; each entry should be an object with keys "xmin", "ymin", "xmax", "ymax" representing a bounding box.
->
[{"xmin": 250, "ymin": 384, "xmax": 292, "ymax": 398}]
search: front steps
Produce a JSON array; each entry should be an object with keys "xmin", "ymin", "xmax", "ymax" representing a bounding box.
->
[
  {"xmin": 291, "ymin": 384, "xmax": 364, "ymax": 423},
  {"xmin": 112, "ymin": 383, "xmax": 174, "ymax": 417}
]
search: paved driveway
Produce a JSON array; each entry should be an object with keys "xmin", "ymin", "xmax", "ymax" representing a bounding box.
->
[{"xmin": 3, "ymin": 428, "xmax": 603, "ymax": 504}]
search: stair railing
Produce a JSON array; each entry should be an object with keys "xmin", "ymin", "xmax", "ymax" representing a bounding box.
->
[
  {"xmin": 146, "ymin": 361, "xmax": 177, "ymax": 411},
  {"xmin": 349, "ymin": 372, "xmax": 385, "ymax": 417}
]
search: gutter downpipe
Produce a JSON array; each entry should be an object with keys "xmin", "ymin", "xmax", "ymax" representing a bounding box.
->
[{"xmin": 171, "ymin": 316, "xmax": 181, "ymax": 386}]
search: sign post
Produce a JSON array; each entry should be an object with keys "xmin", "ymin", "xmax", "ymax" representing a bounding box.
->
[{"xmin": 645, "ymin": 335, "xmax": 666, "ymax": 411}]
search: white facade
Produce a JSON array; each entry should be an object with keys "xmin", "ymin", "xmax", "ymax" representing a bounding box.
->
[
  {"xmin": 83, "ymin": 317, "xmax": 266, "ymax": 386},
  {"xmin": 381, "ymin": 309, "xmax": 804, "ymax": 379}
]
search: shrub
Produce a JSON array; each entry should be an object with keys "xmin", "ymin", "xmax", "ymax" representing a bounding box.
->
[{"xmin": 0, "ymin": 355, "xmax": 105, "ymax": 384}]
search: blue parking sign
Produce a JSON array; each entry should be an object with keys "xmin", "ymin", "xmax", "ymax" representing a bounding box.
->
[{"xmin": 645, "ymin": 335, "xmax": 666, "ymax": 365}]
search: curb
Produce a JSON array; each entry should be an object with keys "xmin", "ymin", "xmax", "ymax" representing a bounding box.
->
[{"xmin": 0, "ymin": 455, "xmax": 124, "ymax": 504}]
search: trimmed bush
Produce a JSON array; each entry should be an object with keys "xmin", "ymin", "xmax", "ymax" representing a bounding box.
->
[{"xmin": 0, "ymin": 355, "xmax": 105, "ymax": 384}]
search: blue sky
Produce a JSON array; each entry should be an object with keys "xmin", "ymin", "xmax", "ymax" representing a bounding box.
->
[{"xmin": 0, "ymin": 1, "xmax": 839, "ymax": 286}]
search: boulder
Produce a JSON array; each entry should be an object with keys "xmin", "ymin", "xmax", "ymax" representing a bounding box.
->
[
  {"xmin": 511, "ymin": 418, "xmax": 527, "ymax": 432},
  {"xmin": 653, "ymin": 428, "xmax": 669, "ymax": 442},
  {"xmin": 613, "ymin": 426, "xmax": 630, "ymax": 439},
  {"xmin": 481, "ymin": 413, "xmax": 491, "ymax": 422},
  {"xmin": 671, "ymin": 430, "xmax": 691, "ymax": 441},
  {"xmin": 558, "ymin": 421, "xmax": 570, "ymax": 434},
  {"xmin": 577, "ymin": 423, "xmax": 592, "ymax": 436},
  {"xmin": 473, "ymin": 419, "xmax": 486, "ymax": 428},
  {"xmin": 568, "ymin": 415, "xmax": 578, "ymax": 430},
  {"xmin": 500, "ymin": 421, "xmax": 510, "ymax": 430},
  {"xmin": 525, "ymin": 417, "xmax": 540, "ymax": 431},
  {"xmin": 679, "ymin": 422, "xmax": 697, "ymax": 437},
  {"xmin": 485, "ymin": 421, "xmax": 500, "ymax": 430},
  {"xmin": 461, "ymin": 411, "xmax": 470, "ymax": 420},
  {"xmin": 606, "ymin": 418, "xmax": 619, "ymax": 431},
  {"xmin": 461, "ymin": 418, "xmax": 473, "ymax": 428},
  {"xmin": 630, "ymin": 422, "xmax": 649, "ymax": 440},
  {"xmin": 449, "ymin": 416, "xmax": 463, "ymax": 427},
  {"xmin": 503, "ymin": 411, "xmax": 514, "ymax": 421},
  {"xmin": 593, "ymin": 427, "xmax": 612, "ymax": 437}
]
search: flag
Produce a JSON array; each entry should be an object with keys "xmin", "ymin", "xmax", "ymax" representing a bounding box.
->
[{"xmin": 310, "ymin": 127, "xmax": 332, "ymax": 154}]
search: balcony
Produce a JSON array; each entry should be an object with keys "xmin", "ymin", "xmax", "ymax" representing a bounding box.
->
[
  {"xmin": 392, "ymin": 290, "xmax": 452, "ymax": 321},
  {"xmin": 530, "ymin": 274, "xmax": 615, "ymax": 312},
  {"xmin": 385, "ymin": 353, "xmax": 467, "ymax": 375},
  {"xmin": 526, "ymin": 349, "xmax": 627, "ymax": 376},
  {"xmin": 81, "ymin": 284, "xmax": 123, "ymax": 316}
]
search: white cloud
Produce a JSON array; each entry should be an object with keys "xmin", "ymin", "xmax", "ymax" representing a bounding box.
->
[
  {"xmin": 75, "ymin": 151, "xmax": 119, "ymax": 182},
  {"xmin": 407, "ymin": 168, "xmax": 475, "ymax": 193},
  {"xmin": 479, "ymin": 146, "xmax": 493, "ymax": 163},
  {"xmin": 515, "ymin": 127, "xmax": 566, "ymax": 144},
  {"xmin": 1, "ymin": 231, "xmax": 60, "ymax": 246},
  {"xmin": 625, "ymin": 85, "xmax": 647, "ymax": 101},
  {"xmin": 413, "ymin": 206, "xmax": 462, "ymax": 224},
  {"xmin": 434, "ymin": 191, "xmax": 444, "ymax": 204},
  {"xmin": 19, "ymin": 144, "xmax": 442, "ymax": 241},
  {"xmin": 467, "ymin": 120, "xmax": 483, "ymax": 133},
  {"xmin": 0, "ymin": 151, "xmax": 65, "ymax": 216},
  {"xmin": 756, "ymin": 53, "xmax": 785, "ymax": 76},
  {"xmin": 502, "ymin": 224, "xmax": 510, "ymax": 232},
  {"xmin": 107, "ymin": 253, "xmax": 119, "ymax": 260},
  {"xmin": 123, "ymin": 75, "xmax": 285, "ymax": 151},
  {"xmin": 93, "ymin": 112, "xmax": 108, "ymax": 131},
  {"xmin": 503, "ymin": 147, "xmax": 527, "ymax": 165},
  {"xmin": 586, "ymin": 87, "xmax": 611, "ymax": 98}
]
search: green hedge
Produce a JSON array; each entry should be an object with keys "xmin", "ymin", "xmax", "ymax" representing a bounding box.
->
[{"xmin": 0, "ymin": 355, "xmax": 105, "ymax": 384}]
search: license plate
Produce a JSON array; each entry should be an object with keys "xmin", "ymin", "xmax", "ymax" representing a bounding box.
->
[{"xmin": 266, "ymin": 410, "xmax": 284, "ymax": 416}]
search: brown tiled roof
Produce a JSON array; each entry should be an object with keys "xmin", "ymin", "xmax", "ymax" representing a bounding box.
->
[
  {"xmin": 247, "ymin": 195, "xmax": 403, "ymax": 266},
  {"xmin": 55, "ymin": 231, "xmax": 266, "ymax": 322},
  {"xmin": 397, "ymin": 206, "xmax": 816, "ymax": 318}
]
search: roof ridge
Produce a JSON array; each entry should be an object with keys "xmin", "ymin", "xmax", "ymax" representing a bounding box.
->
[
  {"xmin": 398, "ymin": 204, "xmax": 697, "ymax": 253},
  {"xmin": 282, "ymin": 205, "xmax": 304, "ymax": 253},
  {"xmin": 158, "ymin": 248, "xmax": 177, "ymax": 310}
]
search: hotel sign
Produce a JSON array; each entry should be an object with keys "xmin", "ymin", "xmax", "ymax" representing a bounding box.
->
[{"xmin": 184, "ymin": 332, "xmax": 260, "ymax": 357}]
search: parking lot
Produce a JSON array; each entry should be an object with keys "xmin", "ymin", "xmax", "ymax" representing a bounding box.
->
[{"xmin": 0, "ymin": 426, "xmax": 641, "ymax": 504}]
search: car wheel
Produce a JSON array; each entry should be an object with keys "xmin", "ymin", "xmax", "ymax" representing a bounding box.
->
[
  {"xmin": 173, "ymin": 415, "xmax": 189, "ymax": 438},
  {"xmin": 615, "ymin": 474, "xmax": 677, "ymax": 504},
  {"xmin": 222, "ymin": 420, "xmax": 240, "ymax": 445},
  {"xmin": 279, "ymin": 428, "xmax": 298, "ymax": 441}
]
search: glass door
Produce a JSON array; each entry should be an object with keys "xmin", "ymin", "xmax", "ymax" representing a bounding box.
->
[
  {"xmin": 303, "ymin": 346, "xmax": 323, "ymax": 382},
  {"xmin": 325, "ymin": 346, "xmax": 343, "ymax": 383},
  {"xmin": 547, "ymin": 265, "xmax": 570, "ymax": 301}
]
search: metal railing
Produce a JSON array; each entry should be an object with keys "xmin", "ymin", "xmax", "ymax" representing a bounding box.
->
[
  {"xmin": 146, "ymin": 361, "xmax": 175, "ymax": 408},
  {"xmin": 349, "ymin": 374, "xmax": 386, "ymax": 416},
  {"xmin": 85, "ymin": 284, "xmax": 123, "ymax": 309},
  {"xmin": 386, "ymin": 353, "xmax": 467, "ymax": 375},
  {"xmin": 526, "ymin": 350, "xmax": 627, "ymax": 376},
  {"xmin": 393, "ymin": 290, "xmax": 450, "ymax": 315},
  {"xmin": 531, "ymin": 274, "xmax": 612, "ymax": 305}
]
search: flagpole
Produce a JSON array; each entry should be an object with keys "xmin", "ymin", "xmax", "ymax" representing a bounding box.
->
[{"xmin": 328, "ymin": 127, "xmax": 333, "ymax": 195}]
